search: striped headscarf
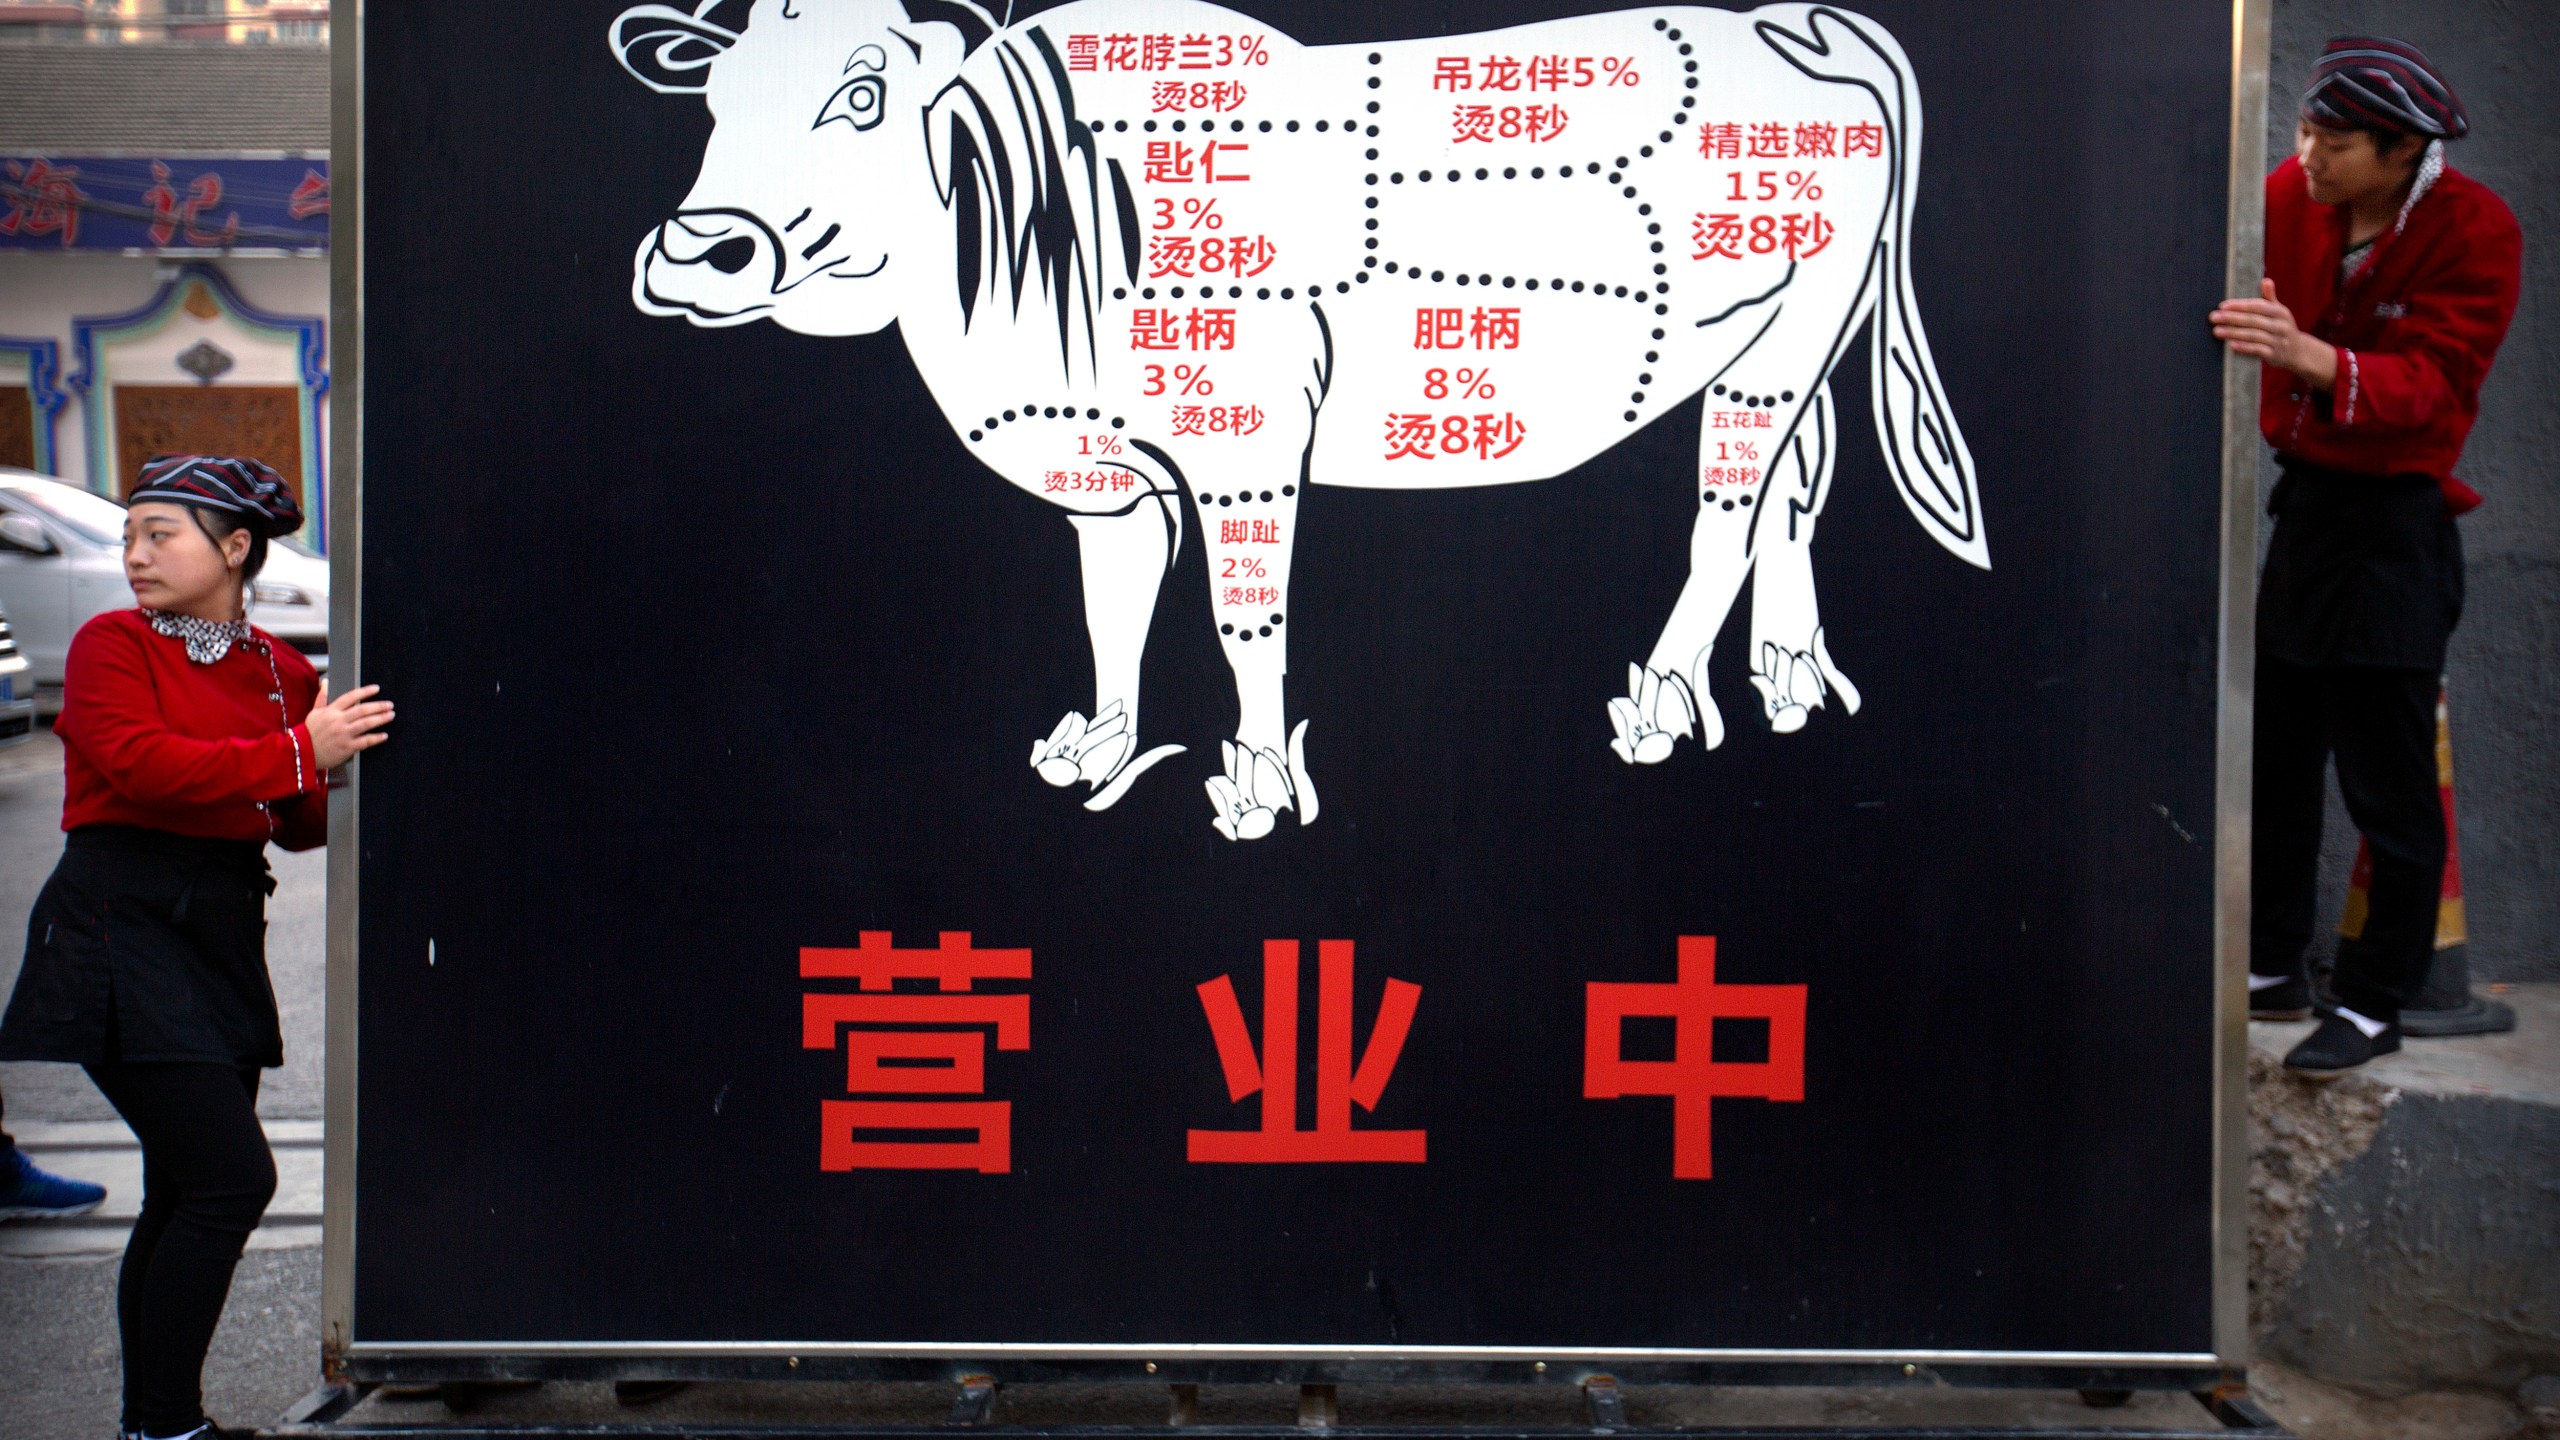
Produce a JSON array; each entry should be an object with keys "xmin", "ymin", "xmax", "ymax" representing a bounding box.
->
[
  {"xmin": 128, "ymin": 454, "xmax": 305, "ymax": 539},
  {"xmin": 2301, "ymin": 36, "xmax": 2468, "ymax": 141}
]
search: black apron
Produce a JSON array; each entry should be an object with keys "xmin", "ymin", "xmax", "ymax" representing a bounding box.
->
[
  {"xmin": 0, "ymin": 825, "xmax": 280, "ymax": 1068},
  {"xmin": 2258, "ymin": 459, "xmax": 2464, "ymax": 672}
]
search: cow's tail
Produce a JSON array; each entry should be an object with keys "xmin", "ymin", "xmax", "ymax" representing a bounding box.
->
[{"xmin": 1756, "ymin": 7, "xmax": 1987, "ymax": 570}]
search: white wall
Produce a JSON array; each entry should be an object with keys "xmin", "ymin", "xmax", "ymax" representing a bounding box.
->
[{"xmin": 0, "ymin": 251, "xmax": 329, "ymax": 498}]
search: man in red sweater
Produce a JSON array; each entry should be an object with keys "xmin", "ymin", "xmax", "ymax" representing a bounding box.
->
[{"xmin": 2210, "ymin": 37, "xmax": 2521, "ymax": 1075}]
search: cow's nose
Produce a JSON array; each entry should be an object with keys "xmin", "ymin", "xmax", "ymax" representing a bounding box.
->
[{"xmin": 654, "ymin": 211, "xmax": 774, "ymax": 280}]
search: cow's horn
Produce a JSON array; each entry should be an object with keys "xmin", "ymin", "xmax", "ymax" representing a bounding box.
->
[{"xmin": 612, "ymin": 3, "xmax": 740, "ymax": 94}]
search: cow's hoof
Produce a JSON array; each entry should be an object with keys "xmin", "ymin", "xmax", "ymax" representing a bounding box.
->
[
  {"xmin": 1749, "ymin": 628, "xmax": 1861, "ymax": 734},
  {"xmin": 1031, "ymin": 702, "xmax": 1133, "ymax": 789},
  {"xmin": 1031, "ymin": 703, "xmax": 1187, "ymax": 811},
  {"xmin": 1608, "ymin": 662, "xmax": 1703, "ymax": 765},
  {"xmin": 1206, "ymin": 739, "xmax": 1296, "ymax": 842}
]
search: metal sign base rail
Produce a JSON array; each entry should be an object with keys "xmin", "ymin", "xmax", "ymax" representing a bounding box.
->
[{"xmin": 266, "ymin": 1377, "xmax": 2290, "ymax": 1438}]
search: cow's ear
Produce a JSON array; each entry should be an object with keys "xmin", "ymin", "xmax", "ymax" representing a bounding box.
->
[
  {"xmin": 612, "ymin": 3, "xmax": 739, "ymax": 94},
  {"xmin": 923, "ymin": 74, "xmax": 974, "ymax": 205}
]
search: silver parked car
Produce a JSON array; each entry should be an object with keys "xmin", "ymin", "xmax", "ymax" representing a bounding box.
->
[
  {"xmin": 0, "ymin": 468, "xmax": 329, "ymax": 709},
  {"xmin": 0, "ymin": 601, "xmax": 35, "ymax": 745}
]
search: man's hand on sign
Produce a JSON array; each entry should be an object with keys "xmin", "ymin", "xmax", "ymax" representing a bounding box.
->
[
  {"xmin": 307, "ymin": 680, "xmax": 395, "ymax": 770},
  {"xmin": 2211, "ymin": 278, "xmax": 2340, "ymax": 390}
]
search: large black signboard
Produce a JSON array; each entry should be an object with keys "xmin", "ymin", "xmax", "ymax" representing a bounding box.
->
[{"xmin": 336, "ymin": 0, "xmax": 2252, "ymax": 1378}]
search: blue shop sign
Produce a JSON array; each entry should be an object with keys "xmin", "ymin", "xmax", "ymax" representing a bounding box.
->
[{"xmin": 1, "ymin": 156, "xmax": 328, "ymax": 252}]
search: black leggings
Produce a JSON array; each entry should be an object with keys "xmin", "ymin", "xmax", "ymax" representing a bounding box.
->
[{"xmin": 85, "ymin": 1061, "xmax": 275, "ymax": 1436}]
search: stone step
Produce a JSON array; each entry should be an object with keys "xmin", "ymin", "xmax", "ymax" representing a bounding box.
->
[{"xmin": 2249, "ymin": 982, "xmax": 2559, "ymax": 1398}]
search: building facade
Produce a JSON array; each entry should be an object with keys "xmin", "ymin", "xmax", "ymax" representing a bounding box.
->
[
  {"xmin": 0, "ymin": 0, "xmax": 327, "ymax": 46},
  {"xmin": 0, "ymin": 39, "xmax": 327, "ymax": 546}
]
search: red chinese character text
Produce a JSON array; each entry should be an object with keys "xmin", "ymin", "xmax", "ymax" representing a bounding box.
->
[
  {"xmin": 1692, "ymin": 212, "xmax": 1745, "ymax": 260},
  {"xmin": 1780, "ymin": 212, "xmax": 1835, "ymax": 261},
  {"xmin": 287, "ymin": 168, "xmax": 330, "ymax": 220},
  {"xmin": 1584, "ymin": 936, "xmax": 1805, "ymax": 1179},
  {"xmin": 1, "ymin": 159, "xmax": 86, "ymax": 247},
  {"xmin": 1189, "ymin": 940, "xmax": 1425, "ymax": 1163},
  {"xmin": 1129, "ymin": 307, "xmax": 1183, "ymax": 350},
  {"xmin": 801, "ymin": 932, "xmax": 1031, "ymax": 1174}
]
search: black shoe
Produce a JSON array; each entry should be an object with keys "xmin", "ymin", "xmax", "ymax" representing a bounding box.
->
[
  {"xmin": 2283, "ymin": 1014, "xmax": 2400, "ymax": 1077},
  {"xmin": 2248, "ymin": 974, "xmax": 2313, "ymax": 1021}
]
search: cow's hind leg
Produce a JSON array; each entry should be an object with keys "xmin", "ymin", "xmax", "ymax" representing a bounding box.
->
[
  {"xmin": 1747, "ymin": 383, "xmax": 1860, "ymax": 733},
  {"xmin": 1612, "ymin": 409, "xmax": 1771, "ymax": 764},
  {"xmin": 1030, "ymin": 493, "xmax": 1188, "ymax": 810}
]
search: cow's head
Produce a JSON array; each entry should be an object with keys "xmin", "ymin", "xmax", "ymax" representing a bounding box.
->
[{"xmin": 615, "ymin": 0, "xmax": 990, "ymax": 335}]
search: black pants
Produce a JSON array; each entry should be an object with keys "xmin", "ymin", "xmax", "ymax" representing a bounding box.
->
[
  {"xmin": 85, "ymin": 1061, "xmax": 275, "ymax": 1436},
  {"xmin": 2251, "ymin": 656, "xmax": 2445, "ymax": 1022}
]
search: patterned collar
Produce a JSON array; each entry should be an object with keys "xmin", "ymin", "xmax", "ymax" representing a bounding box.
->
[
  {"xmin": 2339, "ymin": 142, "xmax": 2446, "ymax": 289},
  {"xmin": 144, "ymin": 608, "xmax": 256, "ymax": 665},
  {"xmin": 2392, "ymin": 140, "xmax": 2446, "ymax": 239}
]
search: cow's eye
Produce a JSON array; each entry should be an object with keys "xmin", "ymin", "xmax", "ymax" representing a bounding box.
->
[{"xmin": 815, "ymin": 75, "xmax": 886, "ymax": 132}]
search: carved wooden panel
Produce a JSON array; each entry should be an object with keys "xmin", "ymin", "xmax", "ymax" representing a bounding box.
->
[
  {"xmin": 0, "ymin": 387, "xmax": 31, "ymax": 471},
  {"xmin": 110, "ymin": 385, "xmax": 303, "ymax": 500}
]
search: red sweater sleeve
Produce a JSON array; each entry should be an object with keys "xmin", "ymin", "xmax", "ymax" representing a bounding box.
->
[
  {"xmin": 270, "ymin": 654, "xmax": 329, "ymax": 851},
  {"xmin": 62, "ymin": 620, "xmax": 321, "ymax": 809},
  {"xmin": 2335, "ymin": 203, "xmax": 2523, "ymax": 434},
  {"xmin": 272, "ymin": 793, "xmax": 328, "ymax": 852}
]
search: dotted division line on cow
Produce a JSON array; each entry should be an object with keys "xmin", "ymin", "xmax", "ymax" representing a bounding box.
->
[
  {"xmin": 1065, "ymin": 18, "xmax": 1715, "ymax": 446},
  {"xmin": 969, "ymin": 404, "xmax": 1125, "ymax": 445},
  {"xmin": 1349, "ymin": 23, "xmax": 1703, "ymax": 427}
]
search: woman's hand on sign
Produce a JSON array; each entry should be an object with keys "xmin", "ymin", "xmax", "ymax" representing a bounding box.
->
[
  {"xmin": 306, "ymin": 681, "xmax": 394, "ymax": 770},
  {"xmin": 2211, "ymin": 279, "xmax": 2340, "ymax": 389}
]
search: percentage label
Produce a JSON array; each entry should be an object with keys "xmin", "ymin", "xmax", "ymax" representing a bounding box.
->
[
  {"xmin": 1176, "ymin": 364, "xmax": 1215, "ymax": 395},
  {"xmin": 1237, "ymin": 556, "xmax": 1268, "ymax": 578},
  {"xmin": 1423, "ymin": 366, "xmax": 1497, "ymax": 400},
  {"xmin": 1733, "ymin": 440, "xmax": 1759, "ymax": 460},
  {"xmin": 1601, "ymin": 56, "xmax": 1639, "ymax": 85},
  {"xmin": 1182, "ymin": 197, "xmax": 1224, "ymax": 230},
  {"xmin": 1787, "ymin": 170, "xmax": 1823, "ymax": 200},
  {"xmin": 1079, "ymin": 433, "xmax": 1125, "ymax": 457},
  {"xmin": 1235, "ymin": 34, "xmax": 1269, "ymax": 64}
]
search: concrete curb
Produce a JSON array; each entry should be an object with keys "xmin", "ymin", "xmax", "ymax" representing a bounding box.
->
[{"xmin": 2248, "ymin": 985, "xmax": 2559, "ymax": 1397}]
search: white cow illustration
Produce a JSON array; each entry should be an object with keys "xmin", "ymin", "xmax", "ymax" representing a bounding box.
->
[{"xmin": 614, "ymin": 0, "xmax": 1985, "ymax": 840}]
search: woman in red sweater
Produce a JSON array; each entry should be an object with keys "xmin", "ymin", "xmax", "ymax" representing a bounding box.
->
[{"xmin": 0, "ymin": 455, "xmax": 391, "ymax": 1440}]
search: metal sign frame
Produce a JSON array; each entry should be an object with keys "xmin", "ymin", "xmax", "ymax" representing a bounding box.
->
[{"xmin": 319, "ymin": 0, "xmax": 2275, "ymax": 1395}]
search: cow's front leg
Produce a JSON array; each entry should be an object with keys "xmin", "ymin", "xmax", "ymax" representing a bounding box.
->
[
  {"xmin": 1196, "ymin": 479, "xmax": 1314, "ymax": 841},
  {"xmin": 1030, "ymin": 493, "xmax": 1188, "ymax": 811},
  {"xmin": 1746, "ymin": 384, "xmax": 1859, "ymax": 734}
]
